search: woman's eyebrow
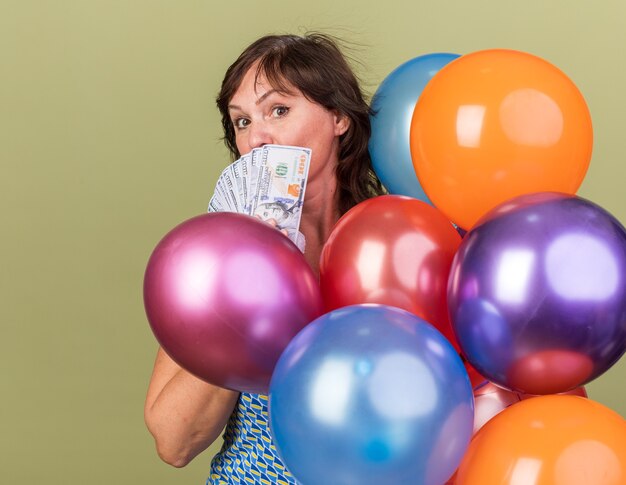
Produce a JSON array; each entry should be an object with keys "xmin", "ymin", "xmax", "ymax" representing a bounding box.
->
[
  {"xmin": 255, "ymin": 89, "xmax": 279, "ymax": 105},
  {"xmin": 227, "ymin": 90, "xmax": 277, "ymax": 111},
  {"xmin": 229, "ymin": 89, "xmax": 292, "ymax": 111}
]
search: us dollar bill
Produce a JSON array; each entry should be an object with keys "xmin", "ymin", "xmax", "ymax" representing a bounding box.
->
[
  {"xmin": 208, "ymin": 145, "xmax": 310, "ymax": 249},
  {"xmin": 251, "ymin": 145, "xmax": 311, "ymax": 244}
]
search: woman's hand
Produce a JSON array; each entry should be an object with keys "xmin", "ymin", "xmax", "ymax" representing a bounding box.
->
[
  {"xmin": 255, "ymin": 215, "xmax": 306, "ymax": 252},
  {"xmin": 255, "ymin": 215, "xmax": 289, "ymax": 236}
]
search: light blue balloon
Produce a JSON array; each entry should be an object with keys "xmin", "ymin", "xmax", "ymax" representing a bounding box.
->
[
  {"xmin": 370, "ymin": 53, "xmax": 460, "ymax": 201},
  {"xmin": 269, "ymin": 304, "xmax": 473, "ymax": 485}
]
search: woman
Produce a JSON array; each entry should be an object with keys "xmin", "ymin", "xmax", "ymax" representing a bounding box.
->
[{"xmin": 144, "ymin": 33, "xmax": 384, "ymax": 483}]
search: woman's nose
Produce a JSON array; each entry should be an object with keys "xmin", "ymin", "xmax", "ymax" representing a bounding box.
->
[{"xmin": 247, "ymin": 122, "xmax": 274, "ymax": 150}]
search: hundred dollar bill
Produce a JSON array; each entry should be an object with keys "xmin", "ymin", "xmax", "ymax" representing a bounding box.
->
[
  {"xmin": 251, "ymin": 144, "xmax": 311, "ymax": 244},
  {"xmin": 208, "ymin": 151, "xmax": 256, "ymax": 215},
  {"xmin": 212, "ymin": 166, "xmax": 236, "ymax": 212},
  {"xmin": 207, "ymin": 193, "xmax": 224, "ymax": 213},
  {"xmin": 231, "ymin": 152, "xmax": 251, "ymax": 214},
  {"xmin": 222, "ymin": 165, "xmax": 242, "ymax": 213},
  {"xmin": 247, "ymin": 147, "xmax": 261, "ymax": 214}
]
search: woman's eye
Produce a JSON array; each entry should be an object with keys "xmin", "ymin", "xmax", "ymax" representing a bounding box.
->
[
  {"xmin": 272, "ymin": 106, "xmax": 289, "ymax": 117},
  {"xmin": 234, "ymin": 118, "xmax": 250, "ymax": 130}
]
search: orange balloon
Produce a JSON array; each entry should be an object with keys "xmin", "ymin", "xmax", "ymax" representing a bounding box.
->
[
  {"xmin": 319, "ymin": 195, "xmax": 461, "ymax": 347},
  {"xmin": 456, "ymin": 395, "xmax": 626, "ymax": 485},
  {"xmin": 410, "ymin": 49, "xmax": 593, "ymax": 229}
]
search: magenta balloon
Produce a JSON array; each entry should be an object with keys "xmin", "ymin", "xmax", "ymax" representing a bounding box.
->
[{"xmin": 144, "ymin": 213, "xmax": 323, "ymax": 394}]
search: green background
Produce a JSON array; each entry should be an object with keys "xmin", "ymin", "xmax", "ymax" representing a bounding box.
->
[{"xmin": 2, "ymin": 1, "xmax": 625, "ymax": 483}]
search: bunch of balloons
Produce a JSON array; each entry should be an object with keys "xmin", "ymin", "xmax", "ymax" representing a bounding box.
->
[
  {"xmin": 143, "ymin": 213, "xmax": 476, "ymax": 483},
  {"xmin": 144, "ymin": 213, "xmax": 474, "ymax": 485},
  {"xmin": 143, "ymin": 48, "xmax": 626, "ymax": 484},
  {"xmin": 365, "ymin": 48, "xmax": 626, "ymax": 484}
]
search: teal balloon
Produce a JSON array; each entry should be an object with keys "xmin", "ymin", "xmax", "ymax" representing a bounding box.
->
[
  {"xmin": 370, "ymin": 53, "xmax": 460, "ymax": 201},
  {"xmin": 269, "ymin": 304, "xmax": 474, "ymax": 485}
]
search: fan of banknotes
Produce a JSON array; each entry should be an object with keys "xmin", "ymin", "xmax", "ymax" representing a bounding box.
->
[{"xmin": 208, "ymin": 144, "xmax": 311, "ymax": 248}]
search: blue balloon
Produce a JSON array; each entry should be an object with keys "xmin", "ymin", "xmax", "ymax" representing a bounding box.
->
[
  {"xmin": 370, "ymin": 53, "xmax": 460, "ymax": 201},
  {"xmin": 269, "ymin": 305, "xmax": 473, "ymax": 485}
]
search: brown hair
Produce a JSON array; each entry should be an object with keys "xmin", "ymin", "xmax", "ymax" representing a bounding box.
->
[{"xmin": 216, "ymin": 33, "xmax": 385, "ymax": 215}]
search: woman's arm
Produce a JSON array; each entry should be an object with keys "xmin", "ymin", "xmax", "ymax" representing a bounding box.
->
[{"xmin": 144, "ymin": 347, "xmax": 239, "ymax": 468}]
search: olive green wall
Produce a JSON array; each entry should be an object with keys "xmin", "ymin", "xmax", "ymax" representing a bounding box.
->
[{"xmin": 2, "ymin": 1, "xmax": 624, "ymax": 483}]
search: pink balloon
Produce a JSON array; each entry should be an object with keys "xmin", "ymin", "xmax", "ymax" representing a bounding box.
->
[
  {"xmin": 144, "ymin": 213, "xmax": 323, "ymax": 394},
  {"xmin": 473, "ymin": 381, "xmax": 588, "ymax": 434}
]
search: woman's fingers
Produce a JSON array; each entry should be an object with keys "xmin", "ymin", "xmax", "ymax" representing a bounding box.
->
[{"xmin": 255, "ymin": 216, "xmax": 288, "ymax": 236}]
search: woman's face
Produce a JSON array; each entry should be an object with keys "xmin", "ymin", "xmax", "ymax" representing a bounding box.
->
[{"xmin": 227, "ymin": 65, "xmax": 349, "ymax": 181}]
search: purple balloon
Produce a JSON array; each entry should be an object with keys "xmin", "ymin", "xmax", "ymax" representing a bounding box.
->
[
  {"xmin": 448, "ymin": 192, "xmax": 626, "ymax": 395},
  {"xmin": 144, "ymin": 213, "xmax": 323, "ymax": 394}
]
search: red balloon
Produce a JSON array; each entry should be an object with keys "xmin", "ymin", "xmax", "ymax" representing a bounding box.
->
[
  {"xmin": 465, "ymin": 362, "xmax": 488, "ymax": 389},
  {"xmin": 144, "ymin": 213, "xmax": 323, "ymax": 394},
  {"xmin": 506, "ymin": 349, "xmax": 594, "ymax": 395},
  {"xmin": 320, "ymin": 195, "xmax": 461, "ymax": 346}
]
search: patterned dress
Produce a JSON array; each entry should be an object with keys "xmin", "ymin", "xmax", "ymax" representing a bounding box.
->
[
  {"xmin": 206, "ymin": 183, "xmax": 301, "ymax": 484},
  {"xmin": 207, "ymin": 393, "xmax": 297, "ymax": 485}
]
